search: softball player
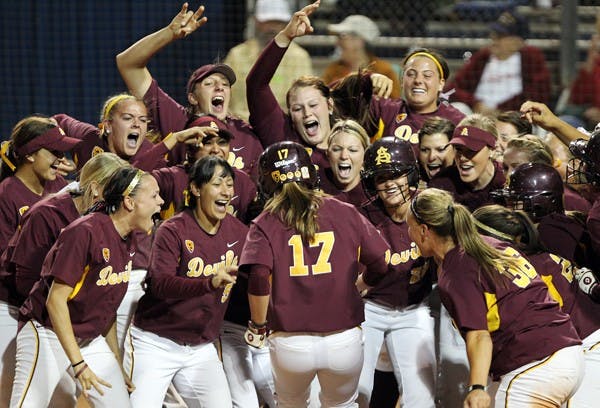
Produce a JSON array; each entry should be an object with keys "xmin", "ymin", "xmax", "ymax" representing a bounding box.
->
[
  {"xmin": 358, "ymin": 137, "xmax": 436, "ymax": 407},
  {"xmin": 240, "ymin": 141, "xmax": 390, "ymax": 407},
  {"xmin": 473, "ymin": 205, "xmax": 600, "ymax": 407},
  {"xmin": 125, "ymin": 156, "xmax": 244, "ymax": 407},
  {"xmin": 408, "ymin": 188, "xmax": 584, "ymax": 407},
  {"xmin": 0, "ymin": 116, "xmax": 79, "ymax": 407},
  {"xmin": 116, "ymin": 3, "xmax": 263, "ymax": 174},
  {"xmin": 152, "ymin": 114, "xmax": 256, "ymax": 223},
  {"xmin": 10, "ymin": 167, "xmax": 163, "ymax": 407}
]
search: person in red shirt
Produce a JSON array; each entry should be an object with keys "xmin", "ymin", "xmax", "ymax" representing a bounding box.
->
[
  {"xmin": 407, "ymin": 188, "xmax": 583, "ymax": 407},
  {"xmin": 12, "ymin": 167, "xmax": 164, "ymax": 407},
  {"xmin": 241, "ymin": 141, "xmax": 390, "ymax": 407}
]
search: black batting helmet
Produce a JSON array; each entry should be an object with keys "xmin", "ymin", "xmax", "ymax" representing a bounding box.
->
[
  {"xmin": 361, "ymin": 136, "xmax": 419, "ymax": 198},
  {"xmin": 258, "ymin": 141, "xmax": 319, "ymax": 198},
  {"xmin": 492, "ymin": 162, "xmax": 564, "ymax": 221}
]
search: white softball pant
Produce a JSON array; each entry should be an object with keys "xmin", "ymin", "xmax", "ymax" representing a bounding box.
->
[
  {"xmin": 495, "ymin": 344, "xmax": 584, "ymax": 407},
  {"xmin": 268, "ymin": 327, "xmax": 363, "ymax": 408},
  {"xmin": 124, "ymin": 325, "xmax": 232, "ymax": 408},
  {"xmin": 116, "ymin": 268, "xmax": 146, "ymax": 353},
  {"xmin": 220, "ymin": 320, "xmax": 275, "ymax": 407},
  {"xmin": 10, "ymin": 320, "xmax": 131, "ymax": 408},
  {"xmin": 0, "ymin": 301, "xmax": 18, "ymax": 407},
  {"xmin": 358, "ymin": 300, "xmax": 436, "ymax": 408},
  {"xmin": 568, "ymin": 328, "xmax": 600, "ymax": 408}
]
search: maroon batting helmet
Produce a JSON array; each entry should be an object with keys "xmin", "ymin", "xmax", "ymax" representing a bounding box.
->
[
  {"xmin": 258, "ymin": 141, "xmax": 319, "ymax": 198},
  {"xmin": 361, "ymin": 136, "xmax": 419, "ymax": 198},
  {"xmin": 492, "ymin": 162, "xmax": 564, "ymax": 221},
  {"xmin": 568, "ymin": 129, "xmax": 600, "ymax": 187}
]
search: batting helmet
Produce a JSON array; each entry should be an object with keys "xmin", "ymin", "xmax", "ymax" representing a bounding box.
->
[
  {"xmin": 568, "ymin": 129, "xmax": 600, "ymax": 186},
  {"xmin": 491, "ymin": 162, "xmax": 564, "ymax": 221},
  {"xmin": 258, "ymin": 141, "xmax": 319, "ymax": 198}
]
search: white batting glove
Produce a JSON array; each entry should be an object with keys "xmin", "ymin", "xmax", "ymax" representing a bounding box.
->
[
  {"xmin": 574, "ymin": 267, "xmax": 598, "ymax": 295},
  {"xmin": 244, "ymin": 320, "xmax": 268, "ymax": 349}
]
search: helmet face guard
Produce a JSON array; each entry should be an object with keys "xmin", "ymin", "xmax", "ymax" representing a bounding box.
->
[
  {"xmin": 568, "ymin": 134, "xmax": 600, "ymax": 187},
  {"xmin": 258, "ymin": 141, "xmax": 319, "ymax": 198},
  {"xmin": 361, "ymin": 137, "xmax": 419, "ymax": 201}
]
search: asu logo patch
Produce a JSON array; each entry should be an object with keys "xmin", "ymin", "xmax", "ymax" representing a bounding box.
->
[
  {"xmin": 185, "ymin": 239, "xmax": 194, "ymax": 253},
  {"xmin": 395, "ymin": 113, "xmax": 407, "ymax": 123},
  {"xmin": 208, "ymin": 121, "xmax": 219, "ymax": 132},
  {"xmin": 18, "ymin": 206, "xmax": 29, "ymax": 216},
  {"xmin": 92, "ymin": 146, "xmax": 105, "ymax": 157},
  {"xmin": 461, "ymin": 127, "xmax": 469, "ymax": 136},
  {"xmin": 375, "ymin": 146, "xmax": 392, "ymax": 166},
  {"xmin": 102, "ymin": 248, "xmax": 110, "ymax": 263}
]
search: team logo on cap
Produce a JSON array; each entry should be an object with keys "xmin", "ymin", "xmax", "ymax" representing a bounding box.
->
[
  {"xmin": 375, "ymin": 146, "xmax": 392, "ymax": 166},
  {"xmin": 395, "ymin": 113, "xmax": 407, "ymax": 123},
  {"xmin": 209, "ymin": 121, "xmax": 219, "ymax": 132},
  {"xmin": 102, "ymin": 248, "xmax": 110, "ymax": 262},
  {"xmin": 58, "ymin": 127, "xmax": 66, "ymax": 136},
  {"xmin": 461, "ymin": 127, "xmax": 469, "ymax": 136},
  {"xmin": 185, "ymin": 239, "xmax": 195, "ymax": 253}
]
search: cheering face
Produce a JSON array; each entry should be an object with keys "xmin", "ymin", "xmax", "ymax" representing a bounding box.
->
[
  {"xmin": 131, "ymin": 175, "xmax": 164, "ymax": 232},
  {"xmin": 403, "ymin": 56, "xmax": 445, "ymax": 114},
  {"xmin": 288, "ymin": 86, "xmax": 332, "ymax": 149},
  {"xmin": 194, "ymin": 166, "xmax": 235, "ymax": 227},
  {"xmin": 30, "ymin": 148, "xmax": 67, "ymax": 182},
  {"xmin": 374, "ymin": 172, "xmax": 412, "ymax": 208},
  {"xmin": 190, "ymin": 73, "xmax": 231, "ymax": 120},
  {"xmin": 327, "ymin": 131, "xmax": 366, "ymax": 191},
  {"xmin": 454, "ymin": 146, "xmax": 493, "ymax": 187},
  {"xmin": 418, "ymin": 133, "xmax": 455, "ymax": 179},
  {"xmin": 106, "ymin": 100, "xmax": 149, "ymax": 159}
]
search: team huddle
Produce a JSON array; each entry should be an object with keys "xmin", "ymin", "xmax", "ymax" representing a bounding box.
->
[{"xmin": 1, "ymin": 1, "xmax": 600, "ymax": 408}]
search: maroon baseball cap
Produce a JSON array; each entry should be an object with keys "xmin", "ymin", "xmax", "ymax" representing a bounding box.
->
[
  {"xmin": 187, "ymin": 115, "xmax": 234, "ymax": 142},
  {"xmin": 186, "ymin": 64, "xmax": 236, "ymax": 94},
  {"xmin": 449, "ymin": 126, "xmax": 496, "ymax": 152},
  {"xmin": 16, "ymin": 126, "xmax": 81, "ymax": 157}
]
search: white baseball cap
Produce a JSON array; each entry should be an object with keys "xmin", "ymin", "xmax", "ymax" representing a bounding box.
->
[
  {"xmin": 254, "ymin": 0, "xmax": 291, "ymax": 23},
  {"xmin": 328, "ymin": 15, "xmax": 380, "ymax": 43}
]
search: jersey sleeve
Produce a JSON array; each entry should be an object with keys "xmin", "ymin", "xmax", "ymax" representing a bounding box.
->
[
  {"xmin": 45, "ymin": 225, "xmax": 92, "ymax": 288},
  {"xmin": 239, "ymin": 223, "xmax": 274, "ymax": 269},
  {"xmin": 356, "ymin": 211, "xmax": 390, "ymax": 286}
]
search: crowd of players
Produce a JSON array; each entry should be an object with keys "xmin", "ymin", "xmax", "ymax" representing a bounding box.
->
[{"xmin": 1, "ymin": 1, "xmax": 600, "ymax": 407}]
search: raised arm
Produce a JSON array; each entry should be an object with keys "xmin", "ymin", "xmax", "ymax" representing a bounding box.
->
[
  {"xmin": 116, "ymin": 3, "xmax": 207, "ymax": 98},
  {"xmin": 520, "ymin": 100, "xmax": 589, "ymax": 145}
]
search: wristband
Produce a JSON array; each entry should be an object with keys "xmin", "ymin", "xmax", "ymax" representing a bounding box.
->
[
  {"xmin": 71, "ymin": 359, "xmax": 85, "ymax": 368},
  {"xmin": 467, "ymin": 384, "xmax": 487, "ymax": 393},
  {"xmin": 74, "ymin": 363, "xmax": 88, "ymax": 379}
]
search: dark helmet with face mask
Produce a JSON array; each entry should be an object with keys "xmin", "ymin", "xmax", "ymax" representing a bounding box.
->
[
  {"xmin": 258, "ymin": 141, "xmax": 319, "ymax": 198},
  {"xmin": 568, "ymin": 129, "xmax": 600, "ymax": 187},
  {"xmin": 361, "ymin": 136, "xmax": 419, "ymax": 198},
  {"xmin": 491, "ymin": 162, "xmax": 564, "ymax": 221}
]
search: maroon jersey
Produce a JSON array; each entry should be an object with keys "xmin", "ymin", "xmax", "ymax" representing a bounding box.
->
[
  {"xmin": 365, "ymin": 212, "xmax": 434, "ymax": 308},
  {"xmin": 438, "ymin": 237, "xmax": 581, "ymax": 379},
  {"xmin": 538, "ymin": 213, "xmax": 591, "ymax": 268},
  {"xmin": 142, "ymin": 79, "xmax": 263, "ymax": 176},
  {"xmin": 0, "ymin": 176, "xmax": 67, "ymax": 253},
  {"xmin": 52, "ymin": 114, "xmax": 165, "ymax": 171},
  {"xmin": 20, "ymin": 212, "xmax": 134, "ymax": 340},
  {"xmin": 334, "ymin": 183, "xmax": 370, "ymax": 208},
  {"xmin": 152, "ymin": 165, "xmax": 256, "ymax": 223},
  {"xmin": 240, "ymin": 197, "xmax": 390, "ymax": 333},
  {"xmin": 428, "ymin": 161, "xmax": 506, "ymax": 212},
  {"xmin": 370, "ymin": 97, "xmax": 464, "ymax": 145},
  {"xmin": 245, "ymin": 40, "xmax": 331, "ymax": 181},
  {"xmin": 527, "ymin": 252, "xmax": 600, "ymax": 340},
  {"xmin": 587, "ymin": 198, "xmax": 600, "ymax": 257},
  {"xmin": 564, "ymin": 186, "xmax": 591, "ymax": 214},
  {"xmin": 7, "ymin": 193, "xmax": 79, "ymax": 302},
  {"xmin": 134, "ymin": 210, "xmax": 248, "ymax": 345}
]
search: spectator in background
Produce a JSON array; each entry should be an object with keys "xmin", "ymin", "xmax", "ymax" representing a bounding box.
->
[
  {"xmin": 323, "ymin": 15, "xmax": 401, "ymax": 99},
  {"xmin": 225, "ymin": 0, "xmax": 313, "ymax": 122},
  {"xmin": 448, "ymin": 10, "xmax": 551, "ymax": 115},
  {"xmin": 563, "ymin": 11, "xmax": 600, "ymax": 129}
]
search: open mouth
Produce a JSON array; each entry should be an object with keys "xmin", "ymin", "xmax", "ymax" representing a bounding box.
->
[
  {"xmin": 337, "ymin": 163, "xmax": 352, "ymax": 178},
  {"xmin": 304, "ymin": 120, "xmax": 319, "ymax": 137},
  {"xmin": 127, "ymin": 132, "xmax": 140, "ymax": 149},
  {"xmin": 427, "ymin": 163, "xmax": 442, "ymax": 175},
  {"xmin": 215, "ymin": 199, "xmax": 229, "ymax": 212},
  {"xmin": 411, "ymin": 88, "xmax": 426, "ymax": 95},
  {"xmin": 212, "ymin": 96, "xmax": 225, "ymax": 111}
]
